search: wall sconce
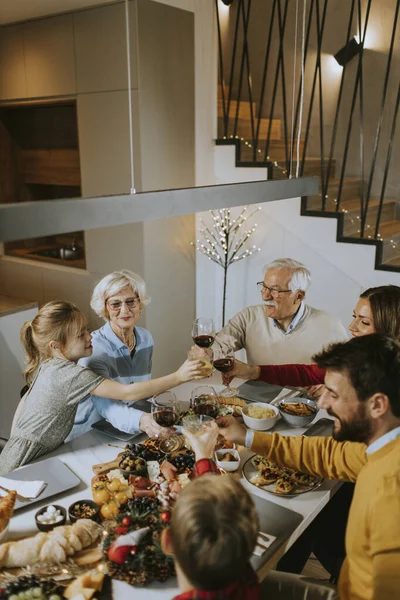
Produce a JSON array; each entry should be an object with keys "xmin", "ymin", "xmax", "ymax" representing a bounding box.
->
[
  {"xmin": 334, "ymin": 37, "xmax": 362, "ymax": 66},
  {"xmin": 221, "ymin": 0, "xmax": 235, "ymax": 5}
]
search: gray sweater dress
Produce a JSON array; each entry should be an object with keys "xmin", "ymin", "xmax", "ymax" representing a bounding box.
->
[{"xmin": 0, "ymin": 358, "xmax": 104, "ymax": 475}]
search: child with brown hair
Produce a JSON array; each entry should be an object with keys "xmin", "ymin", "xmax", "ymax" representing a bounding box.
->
[
  {"xmin": 0, "ymin": 301, "xmax": 203, "ymax": 475},
  {"xmin": 162, "ymin": 471, "xmax": 261, "ymax": 599}
]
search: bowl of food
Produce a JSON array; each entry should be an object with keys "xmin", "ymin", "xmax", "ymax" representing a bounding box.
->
[
  {"xmin": 119, "ymin": 455, "xmax": 148, "ymax": 479},
  {"xmin": 278, "ymin": 398, "xmax": 319, "ymax": 427},
  {"xmin": 214, "ymin": 449, "xmax": 240, "ymax": 472},
  {"xmin": 241, "ymin": 402, "xmax": 279, "ymax": 431},
  {"xmin": 68, "ymin": 499, "xmax": 100, "ymax": 524},
  {"xmin": 35, "ymin": 504, "xmax": 67, "ymax": 531}
]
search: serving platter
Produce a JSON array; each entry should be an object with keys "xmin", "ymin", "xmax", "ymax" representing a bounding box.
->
[{"xmin": 242, "ymin": 455, "xmax": 323, "ymax": 498}]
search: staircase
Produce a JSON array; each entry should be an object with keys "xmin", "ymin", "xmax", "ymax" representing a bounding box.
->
[{"xmin": 217, "ymin": 88, "xmax": 400, "ymax": 272}]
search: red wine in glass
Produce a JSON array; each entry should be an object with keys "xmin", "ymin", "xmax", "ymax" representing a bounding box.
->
[
  {"xmin": 213, "ymin": 357, "xmax": 234, "ymax": 373},
  {"xmin": 152, "ymin": 409, "xmax": 179, "ymax": 428},
  {"xmin": 193, "ymin": 334, "xmax": 215, "ymax": 348},
  {"xmin": 193, "ymin": 399, "xmax": 218, "ymax": 418}
]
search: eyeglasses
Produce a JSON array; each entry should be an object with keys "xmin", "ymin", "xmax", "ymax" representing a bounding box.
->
[
  {"xmin": 257, "ymin": 282, "xmax": 292, "ymax": 297},
  {"xmin": 106, "ymin": 297, "xmax": 140, "ymax": 312}
]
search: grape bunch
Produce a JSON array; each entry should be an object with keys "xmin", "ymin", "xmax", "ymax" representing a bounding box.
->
[
  {"xmin": 169, "ymin": 451, "xmax": 195, "ymax": 473},
  {"xmin": 0, "ymin": 575, "xmax": 63, "ymax": 600},
  {"xmin": 124, "ymin": 443, "xmax": 160, "ymax": 462}
]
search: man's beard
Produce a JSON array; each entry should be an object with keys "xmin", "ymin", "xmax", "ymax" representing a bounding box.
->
[{"xmin": 327, "ymin": 406, "xmax": 372, "ymax": 443}]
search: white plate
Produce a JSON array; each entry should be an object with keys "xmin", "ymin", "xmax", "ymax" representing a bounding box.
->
[{"xmin": 242, "ymin": 455, "xmax": 323, "ymax": 498}]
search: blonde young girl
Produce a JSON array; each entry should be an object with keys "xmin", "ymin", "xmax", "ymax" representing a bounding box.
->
[{"xmin": 0, "ymin": 301, "xmax": 202, "ymax": 475}]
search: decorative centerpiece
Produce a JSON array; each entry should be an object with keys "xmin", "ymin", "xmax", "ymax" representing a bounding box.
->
[{"xmin": 103, "ymin": 497, "xmax": 174, "ymax": 587}]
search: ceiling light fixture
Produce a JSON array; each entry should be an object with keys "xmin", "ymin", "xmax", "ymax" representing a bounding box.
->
[{"xmin": 334, "ymin": 37, "xmax": 362, "ymax": 66}]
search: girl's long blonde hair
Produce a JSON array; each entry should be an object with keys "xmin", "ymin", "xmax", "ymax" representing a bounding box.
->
[{"xmin": 20, "ymin": 301, "xmax": 86, "ymax": 385}]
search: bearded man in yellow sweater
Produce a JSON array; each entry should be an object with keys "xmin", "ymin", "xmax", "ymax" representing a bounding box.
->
[{"xmin": 219, "ymin": 333, "xmax": 400, "ymax": 600}]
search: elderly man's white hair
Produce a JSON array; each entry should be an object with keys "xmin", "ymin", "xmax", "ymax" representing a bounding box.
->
[
  {"xmin": 91, "ymin": 269, "xmax": 151, "ymax": 320},
  {"xmin": 264, "ymin": 258, "xmax": 311, "ymax": 292}
]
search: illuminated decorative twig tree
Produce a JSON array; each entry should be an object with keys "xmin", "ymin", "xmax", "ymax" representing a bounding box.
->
[{"xmin": 193, "ymin": 207, "xmax": 261, "ymax": 326}]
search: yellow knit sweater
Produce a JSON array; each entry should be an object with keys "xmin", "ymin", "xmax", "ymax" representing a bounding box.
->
[{"xmin": 252, "ymin": 432, "xmax": 400, "ymax": 600}]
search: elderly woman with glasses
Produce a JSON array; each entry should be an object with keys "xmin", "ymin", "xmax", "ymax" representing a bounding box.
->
[{"xmin": 67, "ymin": 269, "xmax": 168, "ymax": 440}]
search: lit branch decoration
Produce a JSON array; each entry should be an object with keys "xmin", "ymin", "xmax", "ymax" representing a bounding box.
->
[{"xmin": 193, "ymin": 207, "xmax": 261, "ymax": 326}]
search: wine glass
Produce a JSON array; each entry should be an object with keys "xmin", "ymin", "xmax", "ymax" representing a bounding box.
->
[
  {"xmin": 213, "ymin": 352, "xmax": 238, "ymax": 397},
  {"xmin": 182, "ymin": 414, "xmax": 216, "ymax": 451},
  {"xmin": 190, "ymin": 386, "xmax": 220, "ymax": 418},
  {"xmin": 192, "ymin": 317, "xmax": 215, "ymax": 349},
  {"xmin": 151, "ymin": 391, "xmax": 180, "ymax": 450}
]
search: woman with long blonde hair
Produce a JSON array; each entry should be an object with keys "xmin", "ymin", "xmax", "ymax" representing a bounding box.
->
[{"xmin": 0, "ymin": 301, "xmax": 202, "ymax": 475}]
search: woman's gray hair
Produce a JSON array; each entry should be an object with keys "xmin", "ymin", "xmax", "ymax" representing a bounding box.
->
[
  {"xmin": 91, "ymin": 269, "xmax": 151, "ymax": 320},
  {"xmin": 264, "ymin": 258, "xmax": 311, "ymax": 292}
]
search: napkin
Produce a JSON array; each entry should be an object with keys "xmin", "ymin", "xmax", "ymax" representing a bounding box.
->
[
  {"xmin": 269, "ymin": 388, "xmax": 303, "ymax": 407},
  {"xmin": 0, "ymin": 476, "xmax": 47, "ymax": 499},
  {"xmin": 253, "ymin": 531, "xmax": 277, "ymax": 556}
]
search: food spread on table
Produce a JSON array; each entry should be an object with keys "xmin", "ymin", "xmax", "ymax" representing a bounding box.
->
[
  {"xmin": 243, "ymin": 455, "xmax": 323, "ymax": 496},
  {"xmin": 279, "ymin": 402, "xmax": 317, "ymax": 416},
  {"xmin": 0, "ymin": 492, "xmax": 16, "ymax": 536}
]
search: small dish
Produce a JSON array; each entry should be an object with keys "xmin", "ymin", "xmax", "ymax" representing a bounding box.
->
[
  {"xmin": 35, "ymin": 504, "xmax": 67, "ymax": 531},
  {"xmin": 68, "ymin": 499, "xmax": 100, "ymax": 524},
  {"xmin": 278, "ymin": 398, "xmax": 319, "ymax": 427},
  {"xmin": 214, "ymin": 449, "xmax": 240, "ymax": 472},
  {"xmin": 119, "ymin": 456, "xmax": 147, "ymax": 479},
  {"xmin": 242, "ymin": 403, "xmax": 279, "ymax": 431}
]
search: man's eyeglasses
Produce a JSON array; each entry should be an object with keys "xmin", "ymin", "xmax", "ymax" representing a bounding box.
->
[
  {"xmin": 256, "ymin": 282, "xmax": 292, "ymax": 297},
  {"xmin": 107, "ymin": 297, "xmax": 140, "ymax": 312}
]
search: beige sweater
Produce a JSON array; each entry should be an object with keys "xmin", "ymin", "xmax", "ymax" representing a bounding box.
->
[{"xmin": 214, "ymin": 304, "xmax": 348, "ymax": 365}]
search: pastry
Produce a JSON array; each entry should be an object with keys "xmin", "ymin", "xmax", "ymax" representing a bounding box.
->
[
  {"xmin": 289, "ymin": 471, "xmax": 317, "ymax": 486},
  {"xmin": 0, "ymin": 519, "xmax": 101, "ymax": 569},
  {"xmin": 250, "ymin": 468, "xmax": 279, "ymax": 487},
  {"xmin": 251, "ymin": 455, "xmax": 279, "ymax": 473},
  {"xmin": 274, "ymin": 476, "xmax": 295, "ymax": 495},
  {"xmin": 0, "ymin": 490, "xmax": 17, "ymax": 533}
]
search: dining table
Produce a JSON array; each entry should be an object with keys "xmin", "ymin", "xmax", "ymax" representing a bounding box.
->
[{"xmin": 5, "ymin": 374, "xmax": 340, "ymax": 599}]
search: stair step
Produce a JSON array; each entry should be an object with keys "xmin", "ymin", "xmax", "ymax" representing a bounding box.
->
[
  {"xmin": 218, "ymin": 117, "xmax": 281, "ymax": 141},
  {"xmin": 382, "ymin": 255, "xmax": 400, "ymax": 267},
  {"xmin": 218, "ymin": 98, "xmax": 257, "ymax": 121}
]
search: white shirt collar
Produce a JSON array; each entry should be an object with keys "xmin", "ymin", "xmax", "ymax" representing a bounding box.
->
[
  {"xmin": 273, "ymin": 302, "xmax": 306, "ymax": 334},
  {"xmin": 366, "ymin": 425, "xmax": 400, "ymax": 454}
]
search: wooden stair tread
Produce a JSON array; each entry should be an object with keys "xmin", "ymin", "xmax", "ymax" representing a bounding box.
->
[{"xmin": 377, "ymin": 221, "xmax": 400, "ymax": 237}]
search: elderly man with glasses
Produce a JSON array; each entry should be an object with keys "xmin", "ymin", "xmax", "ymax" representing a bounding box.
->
[{"xmin": 213, "ymin": 258, "xmax": 347, "ymax": 365}]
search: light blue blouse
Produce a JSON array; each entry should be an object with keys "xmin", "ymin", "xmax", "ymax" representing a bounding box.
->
[{"xmin": 66, "ymin": 321, "xmax": 153, "ymax": 441}]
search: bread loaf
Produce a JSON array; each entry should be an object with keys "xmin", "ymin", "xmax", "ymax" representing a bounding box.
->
[{"xmin": 0, "ymin": 519, "xmax": 101, "ymax": 569}]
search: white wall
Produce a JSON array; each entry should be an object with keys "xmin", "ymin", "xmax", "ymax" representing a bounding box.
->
[{"xmin": 196, "ymin": 144, "xmax": 400, "ymax": 332}]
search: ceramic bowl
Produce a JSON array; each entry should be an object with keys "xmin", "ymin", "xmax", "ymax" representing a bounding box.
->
[
  {"xmin": 278, "ymin": 398, "xmax": 319, "ymax": 427},
  {"xmin": 214, "ymin": 449, "xmax": 240, "ymax": 472},
  {"xmin": 68, "ymin": 499, "xmax": 100, "ymax": 524},
  {"xmin": 241, "ymin": 402, "xmax": 279, "ymax": 431},
  {"xmin": 35, "ymin": 504, "xmax": 67, "ymax": 532}
]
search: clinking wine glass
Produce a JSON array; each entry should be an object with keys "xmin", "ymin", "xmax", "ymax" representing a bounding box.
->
[
  {"xmin": 151, "ymin": 391, "xmax": 180, "ymax": 451},
  {"xmin": 182, "ymin": 414, "xmax": 216, "ymax": 451},
  {"xmin": 192, "ymin": 317, "xmax": 216, "ymax": 349},
  {"xmin": 190, "ymin": 385, "xmax": 220, "ymax": 418},
  {"xmin": 213, "ymin": 354, "xmax": 238, "ymax": 397}
]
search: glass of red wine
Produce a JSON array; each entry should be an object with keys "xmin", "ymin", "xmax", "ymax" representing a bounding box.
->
[
  {"xmin": 213, "ymin": 354, "xmax": 238, "ymax": 397},
  {"xmin": 151, "ymin": 391, "xmax": 180, "ymax": 450},
  {"xmin": 190, "ymin": 386, "xmax": 220, "ymax": 419},
  {"xmin": 192, "ymin": 317, "xmax": 215, "ymax": 349}
]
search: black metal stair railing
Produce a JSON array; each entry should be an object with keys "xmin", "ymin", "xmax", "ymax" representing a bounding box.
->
[{"xmin": 215, "ymin": 0, "xmax": 400, "ymax": 268}]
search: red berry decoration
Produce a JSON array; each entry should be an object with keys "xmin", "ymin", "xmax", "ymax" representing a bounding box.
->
[
  {"xmin": 121, "ymin": 516, "xmax": 132, "ymax": 526},
  {"xmin": 130, "ymin": 545, "xmax": 138, "ymax": 555},
  {"xmin": 160, "ymin": 510, "xmax": 171, "ymax": 524},
  {"xmin": 108, "ymin": 544, "xmax": 132, "ymax": 564}
]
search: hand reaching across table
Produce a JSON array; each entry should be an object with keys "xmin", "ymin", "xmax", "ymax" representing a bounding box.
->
[
  {"xmin": 221, "ymin": 358, "xmax": 260, "ymax": 386},
  {"xmin": 139, "ymin": 413, "xmax": 175, "ymax": 439},
  {"xmin": 216, "ymin": 415, "xmax": 247, "ymax": 447}
]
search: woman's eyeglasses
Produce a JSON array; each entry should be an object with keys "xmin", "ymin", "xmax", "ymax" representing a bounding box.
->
[{"xmin": 107, "ymin": 297, "xmax": 140, "ymax": 311}]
